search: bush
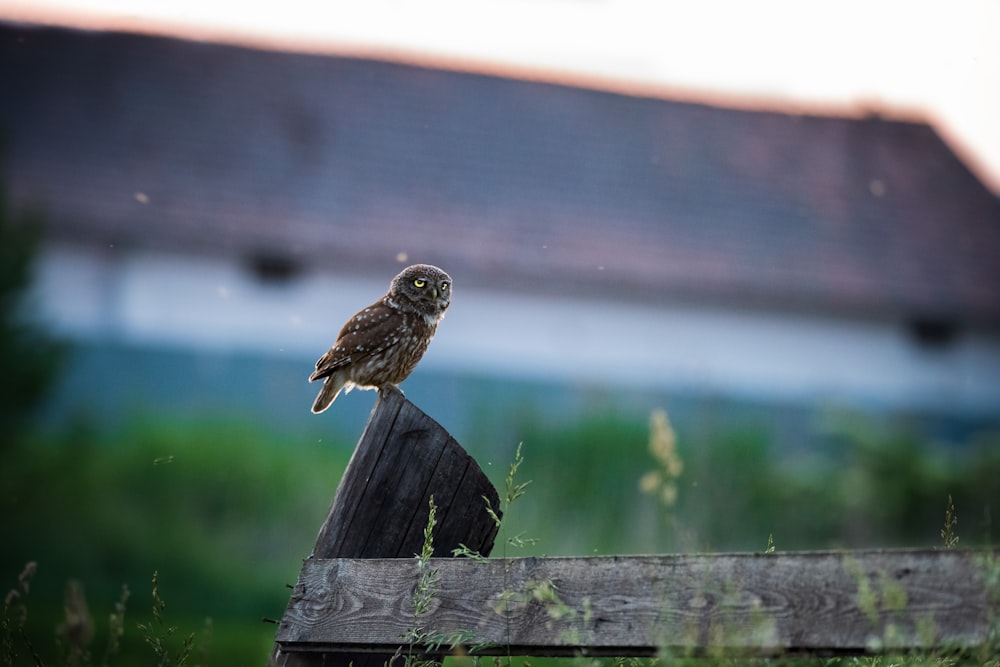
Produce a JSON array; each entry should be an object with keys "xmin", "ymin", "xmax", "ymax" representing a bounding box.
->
[
  {"xmin": 502, "ymin": 409, "xmax": 999, "ymax": 556},
  {"xmin": 0, "ymin": 416, "xmax": 353, "ymax": 666}
]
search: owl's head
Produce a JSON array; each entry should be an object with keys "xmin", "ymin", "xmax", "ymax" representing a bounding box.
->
[{"xmin": 389, "ymin": 264, "xmax": 452, "ymax": 317}]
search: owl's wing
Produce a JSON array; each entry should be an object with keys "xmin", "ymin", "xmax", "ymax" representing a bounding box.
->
[{"xmin": 309, "ymin": 301, "xmax": 401, "ymax": 381}]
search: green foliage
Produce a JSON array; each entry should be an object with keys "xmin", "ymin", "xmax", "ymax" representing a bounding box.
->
[
  {"xmin": 5, "ymin": 406, "xmax": 997, "ymax": 666},
  {"xmin": 0, "ymin": 180, "xmax": 64, "ymax": 446},
  {"xmin": 492, "ymin": 443, "xmax": 539, "ymax": 554},
  {"xmin": 1, "ymin": 562, "xmax": 39, "ymax": 667},
  {"xmin": 0, "ymin": 416, "xmax": 352, "ymax": 666},
  {"xmin": 411, "ymin": 497, "xmax": 441, "ymax": 619},
  {"xmin": 3, "ymin": 564, "xmax": 224, "ymax": 667},
  {"xmin": 941, "ymin": 495, "xmax": 960, "ymax": 549},
  {"xmin": 403, "ymin": 497, "xmax": 491, "ymax": 667},
  {"xmin": 136, "ymin": 571, "xmax": 196, "ymax": 667},
  {"xmin": 3, "ymin": 349, "xmax": 997, "ymax": 667},
  {"xmin": 504, "ymin": 416, "xmax": 651, "ymax": 555},
  {"xmin": 505, "ymin": 410, "xmax": 999, "ymax": 555},
  {"xmin": 102, "ymin": 585, "xmax": 130, "ymax": 667},
  {"xmin": 455, "ymin": 442, "xmax": 538, "ymax": 561}
]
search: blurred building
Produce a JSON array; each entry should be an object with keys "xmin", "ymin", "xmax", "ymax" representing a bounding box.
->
[{"xmin": 1, "ymin": 22, "xmax": 999, "ymax": 438}]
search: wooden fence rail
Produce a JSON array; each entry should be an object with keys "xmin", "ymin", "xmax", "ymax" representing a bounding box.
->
[
  {"xmin": 270, "ymin": 392, "xmax": 998, "ymax": 662},
  {"xmin": 276, "ymin": 550, "xmax": 998, "ymax": 658}
]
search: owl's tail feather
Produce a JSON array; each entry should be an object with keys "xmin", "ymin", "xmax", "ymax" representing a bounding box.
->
[{"xmin": 311, "ymin": 375, "xmax": 346, "ymax": 414}]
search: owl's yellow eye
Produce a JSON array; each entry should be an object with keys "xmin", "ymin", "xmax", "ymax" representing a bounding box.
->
[
  {"xmin": 440, "ymin": 282, "xmax": 449, "ymax": 292},
  {"xmin": 413, "ymin": 279, "xmax": 426, "ymax": 288}
]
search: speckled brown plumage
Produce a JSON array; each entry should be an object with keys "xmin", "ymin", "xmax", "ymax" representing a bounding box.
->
[{"xmin": 309, "ymin": 264, "xmax": 452, "ymax": 413}]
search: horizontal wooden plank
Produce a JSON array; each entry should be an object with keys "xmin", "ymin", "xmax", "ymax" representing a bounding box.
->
[{"xmin": 275, "ymin": 549, "xmax": 999, "ymax": 657}]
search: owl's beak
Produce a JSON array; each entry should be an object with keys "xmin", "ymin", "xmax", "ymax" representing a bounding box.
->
[{"xmin": 430, "ymin": 288, "xmax": 439, "ymax": 299}]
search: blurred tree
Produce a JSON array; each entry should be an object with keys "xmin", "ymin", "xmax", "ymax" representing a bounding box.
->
[{"xmin": 0, "ymin": 170, "xmax": 63, "ymax": 446}]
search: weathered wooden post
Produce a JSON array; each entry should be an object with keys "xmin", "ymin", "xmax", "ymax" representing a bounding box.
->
[{"xmin": 270, "ymin": 389, "xmax": 501, "ymax": 667}]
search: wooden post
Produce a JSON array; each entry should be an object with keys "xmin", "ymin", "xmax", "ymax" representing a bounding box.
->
[{"xmin": 270, "ymin": 389, "xmax": 501, "ymax": 667}]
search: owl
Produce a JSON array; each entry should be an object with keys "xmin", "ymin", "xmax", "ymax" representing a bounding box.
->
[{"xmin": 309, "ymin": 264, "xmax": 452, "ymax": 413}]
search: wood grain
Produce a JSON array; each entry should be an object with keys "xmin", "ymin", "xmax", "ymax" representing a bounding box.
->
[
  {"xmin": 270, "ymin": 390, "xmax": 502, "ymax": 666},
  {"xmin": 312, "ymin": 389, "xmax": 500, "ymax": 559},
  {"xmin": 276, "ymin": 550, "xmax": 999, "ymax": 657}
]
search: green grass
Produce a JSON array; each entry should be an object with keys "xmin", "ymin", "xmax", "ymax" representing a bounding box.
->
[
  {"xmin": 1, "ymin": 415, "xmax": 353, "ymax": 666},
  {"xmin": 502, "ymin": 410, "xmax": 999, "ymax": 556},
  {"xmin": 2, "ymin": 406, "xmax": 998, "ymax": 666}
]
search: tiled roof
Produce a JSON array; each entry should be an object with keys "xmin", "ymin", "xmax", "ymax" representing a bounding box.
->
[{"xmin": 2, "ymin": 23, "xmax": 999, "ymax": 327}]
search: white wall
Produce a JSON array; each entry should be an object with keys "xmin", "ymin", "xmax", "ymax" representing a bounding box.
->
[{"xmin": 31, "ymin": 242, "xmax": 1000, "ymax": 415}]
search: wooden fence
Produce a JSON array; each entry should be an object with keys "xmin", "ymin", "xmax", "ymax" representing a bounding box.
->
[{"xmin": 270, "ymin": 391, "xmax": 998, "ymax": 665}]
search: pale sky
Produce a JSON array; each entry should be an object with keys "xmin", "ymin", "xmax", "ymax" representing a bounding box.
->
[{"xmin": 4, "ymin": 0, "xmax": 1000, "ymax": 194}]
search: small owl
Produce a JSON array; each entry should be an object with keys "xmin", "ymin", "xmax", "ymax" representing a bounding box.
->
[{"xmin": 309, "ymin": 264, "xmax": 452, "ymax": 413}]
